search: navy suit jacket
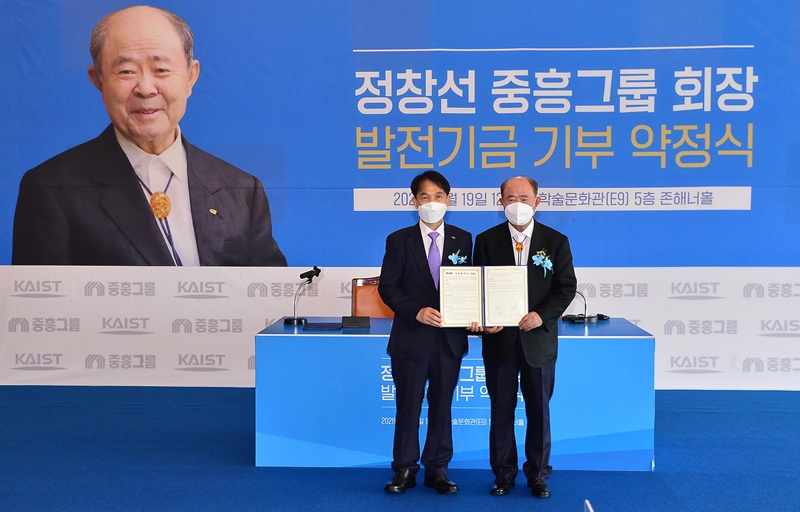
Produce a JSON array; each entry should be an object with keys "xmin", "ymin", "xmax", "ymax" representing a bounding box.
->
[
  {"xmin": 474, "ymin": 221, "xmax": 577, "ymax": 368},
  {"xmin": 12, "ymin": 125, "xmax": 286, "ymax": 266},
  {"xmin": 378, "ymin": 223, "xmax": 472, "ymax": 361}
]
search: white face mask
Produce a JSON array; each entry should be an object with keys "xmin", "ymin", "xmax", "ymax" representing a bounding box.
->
[
  {"xmin": 504, "ymin": 202, "xmax": 534, "ymax": 226},
  {"xmin": 417, "ymin": 202, "xmax": 448, "ymax": 224}
]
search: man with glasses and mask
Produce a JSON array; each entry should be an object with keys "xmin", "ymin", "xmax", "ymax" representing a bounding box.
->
[
  {"xmin": 474, "ymin": 176, "xmax": 577, "ymax": 499},
  {"xmin": 378, "ymin": 170, "xmax": 478, "ymax": 495}
]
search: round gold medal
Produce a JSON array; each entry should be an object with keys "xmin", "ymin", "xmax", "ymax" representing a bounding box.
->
[{"xmin": 150, "ymin": 191, "xmax": 171, "ymax": 219}]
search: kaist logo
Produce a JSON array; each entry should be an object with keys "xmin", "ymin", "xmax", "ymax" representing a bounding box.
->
[
  {"xmin": 99, "ymin": 317, "xmax": 152, "ymax": 335},
  {"xmin": 12, "ymin": 353, "xmax": 66, "ymax": 371},
  {"xmin": 175, "ymin": 281, "xmax": 227, "ymax": 299},
  {"xmin": 175, "ymin": 354, "xmax": 228, "ymax": 372},
  {"xmin": 667, "ymin": 355, "xmax": 722, "ymax": 373},
  {"xmin": 336, "ymin": 281, "xmax": 353, "ymax": 302},
  {"xmin": 759, "ymin": 320, "xmax": 800, "ymax": 337},
  {"xmin": 668, "ymin": 282, "xmax": 722, "ymax": 300},
  {"xmin": 11, "ymin": 280, "xmax": 65, "ymax": 298}
]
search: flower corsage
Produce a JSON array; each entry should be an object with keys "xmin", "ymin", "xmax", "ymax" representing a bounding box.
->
[
  {"xmin": 448, "ymin": 250, "xmax": 467, "ymax": 264},
  {"xmin": 532, "ymin": 249, "xmax": 553, "ymax": 277}
]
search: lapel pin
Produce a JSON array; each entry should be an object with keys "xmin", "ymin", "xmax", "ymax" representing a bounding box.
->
[{"xmin": 209, "ymin": 209, "xmax": 217, "ymax": 215}]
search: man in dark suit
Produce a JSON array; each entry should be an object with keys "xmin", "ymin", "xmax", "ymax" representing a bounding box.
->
[
  {"xmin": 378, "ymin": 170, "xmax": 476, "ymax": 495},
  {"xmin": 473, "ymin": 176, "xmax": 577, "ymax": 498},
  {"xmin": 12, "ymin": 6, "xmax": 285, "ymax": 267}
]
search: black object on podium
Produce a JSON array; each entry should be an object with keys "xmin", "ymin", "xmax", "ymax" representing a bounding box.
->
[
  {"xmin": 342, "ymin": 316, "xmax": 370, "ymax": 329},
  {"xmin": 562, "ymin": 290, "xmax": 610, "ymax": 323}
]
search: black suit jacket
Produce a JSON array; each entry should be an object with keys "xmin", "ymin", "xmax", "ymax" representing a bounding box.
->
[
  {"xmin": 378, "ymin": 223, "xmax": 472, "ymax": 361},
  {"xmin": 474, "ymin": 221, "xmax": 577, "ymax": 368},
  {"xmin": 12, "ymin": 125, "xmax": 286, "ymax": 266}
]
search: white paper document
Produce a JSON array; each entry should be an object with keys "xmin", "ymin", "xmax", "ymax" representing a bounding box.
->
[
  {"xmin": 439, "ymin": 265, "xmax": 528, "ymax": 327},
  {"xmin": 483, "ymin": 265, "xmax": 528, "ymax": 327},
  {"xmin": 440, "ymin": 267, "xmax": 484, "ymax": 327}
]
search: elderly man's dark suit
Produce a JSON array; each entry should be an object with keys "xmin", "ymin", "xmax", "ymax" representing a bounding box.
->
[
  {"xmin": 13, "ymin": 125, "xmax": 286, "ymax": 266},
  {"xmin": 474, "ymin": 220, "xmax": 576, "ymax": 484},
  {"xmin": 378, "ymin": 223, "xmax": 472, "ymax": 476}
]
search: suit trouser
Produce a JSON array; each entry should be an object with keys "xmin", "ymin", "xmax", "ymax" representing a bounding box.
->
[
  {"xmin": 390, "ymin": 330, "xmax": 462, "ymax": 477},
  {"xmin": 484, "ymin": 334, "xmax": 556, "ymax": 482}
]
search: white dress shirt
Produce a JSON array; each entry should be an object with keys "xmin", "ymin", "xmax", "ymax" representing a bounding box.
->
[
  {"xmin": 116, "ymin": 126, "xmax": 201, "ymax": 266},
  {"xmin": 507, "ymin": 220, "xmax": 535, "ymax": 266},
  {"xmin": 418, "ymin": 220, "xmax": 445, "ymax": 263}
]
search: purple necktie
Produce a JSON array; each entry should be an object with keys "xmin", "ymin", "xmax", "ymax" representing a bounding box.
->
[{"xmin": 428, "ymin": 232, "xmax": 440, "ymax": 288}]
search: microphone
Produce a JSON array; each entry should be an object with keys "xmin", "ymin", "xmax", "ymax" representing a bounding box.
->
[
  {"xmin": 284, "ymin": 266, "xmax": 323, "ymax": 325},
  {"xmin": 299, "ymin": 266, "xmax": 321, "ymax": 281},
  {"xmin": 576, "ymin": 290, "xmax": 593, "ymax": 322},
  {"xmin": 562, "ymin": 289, "xmax": 609, "ymax": 323}
]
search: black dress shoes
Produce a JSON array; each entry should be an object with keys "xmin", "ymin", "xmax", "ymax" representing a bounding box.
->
[
  {"xmin": 489, "ymin": 476, "xmax": 515, "ymax": 495},
  {"xmin": 423, "ymin": 474, "xmax": 458, "ymax": 494},
  {"xmin": 529, "ymin": 478, "xmax": 551, "ymax": 498},
  {"xmin": 384, "ymin": 469, "xmax": 416, "ymax": 494}
]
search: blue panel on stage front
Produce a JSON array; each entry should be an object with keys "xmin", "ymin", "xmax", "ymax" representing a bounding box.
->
[{"xmin": 255, "ymin": 318, "xmax": 654, "ymax": 471}]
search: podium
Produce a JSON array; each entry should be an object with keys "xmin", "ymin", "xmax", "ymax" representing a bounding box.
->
[{"xmin": 255, "ymin": 317, "xmax": 655, "ymax": 470}]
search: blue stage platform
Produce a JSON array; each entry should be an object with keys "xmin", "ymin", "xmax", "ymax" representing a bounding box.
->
[
  {"xmin": 255, "ymin": 318, "xmax": 655, "ymax": 471},
  {"xmin": 2, "ymin": 386, "xmax": 798, "ymax": 511}
]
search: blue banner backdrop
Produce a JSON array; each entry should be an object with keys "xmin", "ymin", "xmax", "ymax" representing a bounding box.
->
[{"xmin": 1, "ymin": 0, "xmax": 798, "ymax": 267}]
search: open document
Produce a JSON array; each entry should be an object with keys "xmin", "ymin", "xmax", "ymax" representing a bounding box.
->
[{"xmin": 439, "ymin": 265, "xmax": 528, "ymax": 327}]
